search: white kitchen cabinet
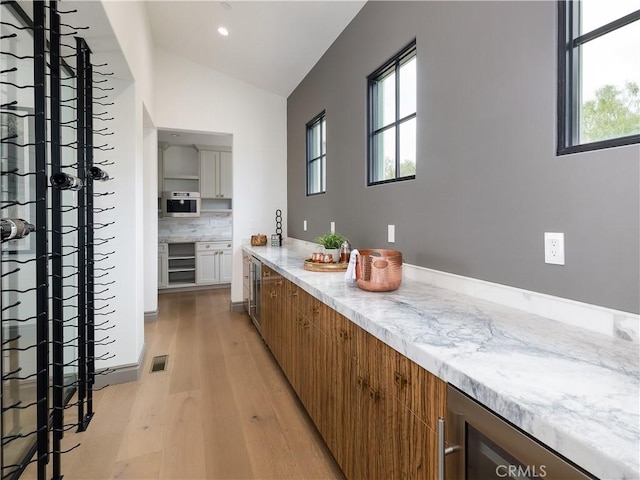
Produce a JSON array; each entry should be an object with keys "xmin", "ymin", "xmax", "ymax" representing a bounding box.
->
[
  {"xmin": 158, "ymin": 243, "xmax": 168, "ymax": 288},
  {"xmin": 199, "ymin": 149, "xmax": 232, "ymax": 199},
  {"xmin": 196, "ymin": 242, "xmax": 232, "ymax": 285},
  {"xmin": 220, "ymin": 248, "xmax": 233, "ymax": 283}
]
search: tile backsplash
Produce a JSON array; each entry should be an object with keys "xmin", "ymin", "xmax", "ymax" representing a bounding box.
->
[{"xmin": 159, "ymin": 213, "xmax": 232, "ymax": 240}]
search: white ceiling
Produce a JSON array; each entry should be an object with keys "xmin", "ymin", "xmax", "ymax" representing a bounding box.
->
[{"xmin": 145, "ymin": 1, "xmax": 366, "ymax": 98}]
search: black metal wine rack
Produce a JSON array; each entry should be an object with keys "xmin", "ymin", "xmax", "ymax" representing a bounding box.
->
[{"xmin": 0, "ymin": 1, "xmax": 116, "ymax": 478}]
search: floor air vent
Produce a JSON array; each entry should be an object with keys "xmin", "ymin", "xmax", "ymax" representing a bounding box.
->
[{"xmin": 150, "ymin": 354, "xmax": 168, "ymax": 373}]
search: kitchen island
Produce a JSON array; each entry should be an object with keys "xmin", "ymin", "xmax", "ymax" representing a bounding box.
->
[{"xmin": 243, "ymin": 242, "xmax": 639, "ymax": 480}]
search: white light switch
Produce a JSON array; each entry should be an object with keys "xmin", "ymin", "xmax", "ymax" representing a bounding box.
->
[
  {"xmin": 303, "ymin": 220, "xmax": 307, "ymax": 231},
  {"xmin": 330, "ymin": 221, "xmax": 335, "ymax": 233},
  {"xmin": 388, "ymin": 225, "xmax": 395, "ymax": 243}
]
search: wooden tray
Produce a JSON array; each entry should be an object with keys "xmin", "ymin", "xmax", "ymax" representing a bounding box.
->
[{"xmin": 303, "ymin": 258, "xmax": 348, "ymax": 272}]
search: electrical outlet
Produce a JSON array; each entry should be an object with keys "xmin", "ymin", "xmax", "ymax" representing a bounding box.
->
[
  {"xmin": 303, "ymin": 220, "xmax": 307, "ymax": 231},
  {"xmin": 544, "ymin": 232, "xmax": 565, "ymax": 265},
  {"xmin": 330, "ymin": 221, "xmax": 335, "ymax": 233},
  {"xmin": 388, "ymin": 225, "xmax": 395, "ymax": 243}
]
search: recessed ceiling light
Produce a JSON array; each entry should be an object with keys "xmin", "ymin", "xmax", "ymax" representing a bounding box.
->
[
  {"xmin": 221, "ymin": 2, "xmax": 231, "ymax": 10},
  {"xmin": 171, "ymin": 133, "xmax": 180, "ymax": 137},
  {"xmin": 218, "ymin": 26, "xmax": 229, "ymax": 36}
]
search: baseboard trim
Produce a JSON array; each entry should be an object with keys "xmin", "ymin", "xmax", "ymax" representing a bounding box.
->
[
  {"xmin": 94, "ymin": 343, "xmax": 146, "ymax": 388},
  {"xmin": 230, "ymin": 301, "xmax": 246, "ymax": 313},
  {"xmin": 144, "ymin": 309, "xmax": 158, "ymax": 323}
]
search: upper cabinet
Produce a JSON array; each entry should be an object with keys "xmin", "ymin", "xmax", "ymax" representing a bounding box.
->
[
  {"xmin": 199, "ymin": 148, "xmax": 232, "ymax": 199},
  {"xmin": 160, "ymin": 144, "xmax": 200, "ymax": 193},
  {"xmin": 158, "ymin": 144, "xmax": 233, "ymax": 205}
]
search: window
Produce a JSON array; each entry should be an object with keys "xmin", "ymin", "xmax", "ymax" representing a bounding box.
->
[
  {"xmin": 368, "ymin": 40, "xmax": 417, "ymax": 185},
  {"xmin": 558, "ymin": 1, "xmax": 640, "ymax": 154},
  {"xmin": 306, "ymin": 111, "xmax": 326, "ymax": 195}
]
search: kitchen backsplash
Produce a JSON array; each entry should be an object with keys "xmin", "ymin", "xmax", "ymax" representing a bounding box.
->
[{"xmin": 158, "ymin": 213, "xmax": 232, "ymax": 240}]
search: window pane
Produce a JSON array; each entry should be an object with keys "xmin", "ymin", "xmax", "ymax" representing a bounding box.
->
[
  {"xmin": 399, "ymin": 118, "xmax": 416, "ymax": 177},
  {"xmin": 581, "ymin": 0, "xmax": 639, "ymax": 34},
  {"xmin": 308, "ymin": 158, "xmax": 323, "ymax": 194},
  {"xmin": 372, "ymin": 128, "xmax": 396, "ymax": 182},
  {"xmin": 579, "ymin": 21, "xmax": 640, "ymax": 143},
  {"xmin": 399, "ymin": 55, "xmax": 417, "ymax": 118},
  {"xmin": 321, "ymin": 118, "xmax": 326, "ymax": 155},
  {"xmin": 310, "ymin": 123, "xmax": 321, "ymax": 158},
  {"xmin": 375, "ymin": 70, "xmax": 396, "ymax": 129}
]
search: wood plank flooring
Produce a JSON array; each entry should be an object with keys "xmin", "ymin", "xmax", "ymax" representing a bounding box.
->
[{"xmin": 23, "ymin": 289, "xmax": 345, "ymax": 480}]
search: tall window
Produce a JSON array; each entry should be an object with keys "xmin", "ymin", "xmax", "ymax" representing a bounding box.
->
[
  {"xmin": 558, "ymin": 1, "xmax": 640, "ymax": 154},
  {"xmin": 306, "ymin": 111, "xmax": 326, "ymax": 195},
  {"xmin": 368, "ymin": 40, "xmax": 417, "ymax": 185}
]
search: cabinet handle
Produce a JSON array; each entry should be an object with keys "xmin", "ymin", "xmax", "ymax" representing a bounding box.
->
[
  {"xmin": 263, "ymin": 271, "xmax": 271, "ymax": 277},
  {"xmin": 369, "ymin": 387, "xmax": 380, "ymax": 402},
  {"xmin": 270, "ymin": 291, "xmax": 277, "ymax": 298},
  {"xmin": 437, "ymin": 418, "xmax": 461, "ymax": 480},
  {"xmin": 244, "ymin": 275, "xmax": 249, "ymax": 279},
  {"xmin": 276, "ymin": 280, "xmax": 283, "ymax": 286},
  {"xmin": 291, "ymin": 290, "xmax": 298, "ymax": 297},
  {"xmin": 338, "ymin": 329, "xmax": 349, "ymax": 341},
  {"xmin": 310, "ymin": 306, "xmax": 319, "ymax": 314},
  {"xmin": 394, "ymin": 371, "xmax": 408, "ymax": 389},
  {"xmin": 356, "ymin": 376, "xmax": 367, "ymax": 390}
]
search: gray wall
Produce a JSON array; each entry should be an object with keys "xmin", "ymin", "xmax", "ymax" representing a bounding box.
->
[{"xmin": 287, "ymin": 1, "xmax": 640, "ymax": 314}]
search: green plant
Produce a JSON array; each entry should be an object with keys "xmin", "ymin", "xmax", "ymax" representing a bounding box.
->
[{"xmin": 314, "ymin": 232, "xmax": 347, "ymax": 249}]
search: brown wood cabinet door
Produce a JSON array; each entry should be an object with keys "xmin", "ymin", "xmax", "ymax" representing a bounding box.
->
[{"xmin": 387, "ymin": 395, "xmax": 438, "ymax": 480}]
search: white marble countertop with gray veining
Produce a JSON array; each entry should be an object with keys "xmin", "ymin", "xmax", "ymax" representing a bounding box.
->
[
  {"xmin": 243, "ymin": 244, "xmax": 640, "ymax": 480},
  {"xmin": 158, "ymin": 236, "xmax": 232, "ymax": 244}
]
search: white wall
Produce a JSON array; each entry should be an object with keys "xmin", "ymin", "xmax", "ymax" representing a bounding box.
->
[
  {"xmin": 143, "ymin": 108, "xmax": 158, "ymax": 316},
  {"xmin": 153, "ymin": 48, "xmax": 288, "ymax": 303},
  {"xmin": 93, "ymin": 80, "xmax": 145, "ymax": 368},
  {"xmin": 100, "ymin": 0, "xmax": 155, "ymax": 120}
]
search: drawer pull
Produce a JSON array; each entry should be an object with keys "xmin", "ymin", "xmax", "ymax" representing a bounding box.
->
[
  {"xmin": 276, "ymin": 280, "xmax": 283, "ymax": 286},
  {"xmin": 291, "ymin": 290, "xmax": 299, "ymax": 297},
  {"xmin": 270, "ymin": 291, "xmax": 277, "ymax": 298},
  {"xmin": 338, "ymin": 330, "xmax": 349, "ymax": 341},
  {"xmin": 263, "ymin": 271, "xmax": 271, "ymax": 278},
  {"xmin": 394, "ymin": 371, "xmax": 408, "ymax": 388},
  {"xmin": 369, "ymin": 387, "xmax": 380, "ymax": 402}
]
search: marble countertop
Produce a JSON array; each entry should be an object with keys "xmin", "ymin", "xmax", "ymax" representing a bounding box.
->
[
  {"xmin": 244, "ymin": 244, "xmax": 639, "ymax": 480},
  {"xmin": 158, "ymin": 236, "xmax": 231, "ymax": 244}
]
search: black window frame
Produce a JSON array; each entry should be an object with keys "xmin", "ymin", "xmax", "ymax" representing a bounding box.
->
[
  {"xmin": 557, "ymin": 1, "xmax": 640, "ymax": 155},
  {"xmin": 367, "ymin": 40, "xmax": 417, "ymax": 186},
  {"xmin": 306, "ymin": 111, "xmax": 326, "ymax": 196}
]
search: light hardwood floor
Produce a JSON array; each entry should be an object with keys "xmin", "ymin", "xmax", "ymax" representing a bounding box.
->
[{"xmin": 23, "ymin": 289, "xmax": 345, "ymax": 480}]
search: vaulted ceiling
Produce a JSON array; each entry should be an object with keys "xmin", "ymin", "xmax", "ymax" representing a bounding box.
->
[{"xmin": 145, "ymin": 1, "xmax": 367, "ymax": 98}]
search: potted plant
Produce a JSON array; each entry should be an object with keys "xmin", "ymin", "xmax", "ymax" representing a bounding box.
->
[{"xmin": 314, "ymin": 232, "xmax": 347, "ymax": 262}]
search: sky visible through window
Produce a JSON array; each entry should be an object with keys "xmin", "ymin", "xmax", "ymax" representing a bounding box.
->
[{"xmin": 581, "ymin": 0, "xmax": 639, "ymax": 103}]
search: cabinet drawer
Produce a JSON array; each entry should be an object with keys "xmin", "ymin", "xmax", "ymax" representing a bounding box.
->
[
  {"xmin": 158, "ymin": 243, "xmax": 167, "ymax": 253},
  {"xmin": 197, "ymin": 241, "xmax": 231, "ymax": 251}
]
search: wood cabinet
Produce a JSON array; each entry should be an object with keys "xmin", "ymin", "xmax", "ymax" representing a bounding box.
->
[
  {"xmin": 257, "ymin": 267, "xmax": 446, "ymax": 479},
  {"xmin": 199, "ymin": 149, "xmax": 232, "ymax": 199},
  {"xmin": 195, "ymin": 241, "xmax": 232, "ymax": 284}
]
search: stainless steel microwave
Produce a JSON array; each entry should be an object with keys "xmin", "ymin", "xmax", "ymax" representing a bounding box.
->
[{"xmin": 162, "ymin": 191, "xmax": 200, "ymax": 217}]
